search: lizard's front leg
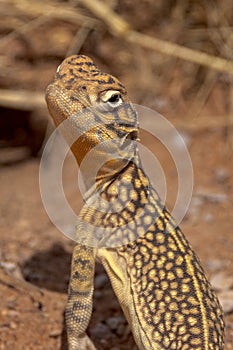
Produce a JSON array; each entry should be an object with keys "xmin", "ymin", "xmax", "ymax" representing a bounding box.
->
[{"xmin": 66, "ymin": 243, "xmax": 97, "ymax": 350}]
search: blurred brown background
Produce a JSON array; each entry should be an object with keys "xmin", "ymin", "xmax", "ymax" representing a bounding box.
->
[{"xmin": 0, "ymin": 0, "xmax": 233, "ymax": 349}]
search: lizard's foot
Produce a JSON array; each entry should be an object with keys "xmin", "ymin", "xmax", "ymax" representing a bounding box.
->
[{"xmin": 69, "ymin": 333, "xmax": 97, "ymax": 350}]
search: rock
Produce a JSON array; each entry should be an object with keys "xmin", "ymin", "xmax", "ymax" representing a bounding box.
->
[
  {"xmin": 89, "ymin": 322, "xmax": 112, "ymax": 340},
  {"xmin": 10, "ymin": 321, "xmax": 17, "ymax": 329},
  {"xmin": 210, "ymin": 272, "xmax": 233, "ymax": 292},
  {"xmin": 195, "ymin": 190, "xmax": 228, "ymax": 204},
  {"xmin": 203, "ymin": 213, "xmax": 214, "ymax": 223},
  {"xmin": 218, "ymin": 290, "xmax": 233, "ymax": 314},
  {"xmin": 93, "ymin": 290, "xmax": 103, "ymax": 299},
  {"xmin": 214, "ymin": 168, "xmax": 229, "ymax": 184},
  {"xmin": 106, "ymin": 316, "xmax": 126, "ymax": 331},
  {"xmin": 116, "ymin": 324, "xmax": 127, "ymax": 337},
  {"xmin": 205, "ymin": 259, "xmax": 226, "ymax": 271},
  {"xmin": 49, "ymin": 329, "xmax": 62, "ymax": 337},
  {"xmin": 94, "ymin": 273, "xmax": 109, "ymax": 289},
  {"xmin": 189, "ymin": 196, "xmax": 204, "ymax": 216}
]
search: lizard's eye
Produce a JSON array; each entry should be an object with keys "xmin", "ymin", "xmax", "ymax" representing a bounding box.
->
[
  {"xmin": 99, "ymin": 90, "xmax": 123, "ymax": 110},
  {"xmin": 107, "ymin": 93, "xmax": 122, "ymax": 105}
]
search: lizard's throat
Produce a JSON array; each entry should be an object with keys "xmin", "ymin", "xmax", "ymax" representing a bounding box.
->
[{"xmin": 71, "ymin": 132, "xmax": 139, "ymax": 195}]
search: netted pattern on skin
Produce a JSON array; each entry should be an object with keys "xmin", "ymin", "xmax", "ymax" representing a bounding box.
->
[
  {"xmin": 76, "ymin": 162, "xmax": 166, "ymax": 247},
  {"xmin": 56, "ymin": 55, "xmax": 125, "ymax": 91},
  {"xmin": 66, "ymin": 244, "xmax": 95, "ymax": 347},
  {"xmin": 118, "ymin": 225, "xmax": 225, "ymax": 349},
  {"xmin": 45, "ymin": 54, "xmax": 225, "ymax": 350}
]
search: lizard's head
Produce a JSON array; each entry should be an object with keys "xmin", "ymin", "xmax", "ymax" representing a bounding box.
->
[
  {"xmin": 46, "ymin": 55, "xmax": 139, "ymax": 184},
  {"xmin": 46, "ymin": 55, "xmax": 134, "ymax": 124}
]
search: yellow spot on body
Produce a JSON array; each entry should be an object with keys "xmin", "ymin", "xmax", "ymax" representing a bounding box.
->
[
  {"xmin": 165, "ymin": 311, "xmax": 171, "ymax": 320},
  {"xmin": 135, "ymin": 179, "xmax": 141, "ymax": 189},
  {"xmin": 176, "ymin": 267, "xmax": 184, "ymax": 278},
  {"xmin": 147, "ymin": 204, "xmax": 154, "ymax": 213},
  {"xmin": 146, "ymin": 232, "xmax": 153, "ymax": 240},
  {"xmin": 123, "ymin": 174, "xmax": 133, "ymax": 185},
  {"xmin": 138, "ymin": 169, "xmax": 148, "ymax": 186},
  {"xmin": 154, "ymin": 314, "xmax": 161, "ymax": 324},
  {"xmin": 181, "ymin": 284, "xmax": 190, "ymax": 293},
  {"xmin": 189, "ymin": 308, "xmax": 199, "ymax": 315},
  {"xmin": 167, "ymin": 271, "xmax": 175, "ymax": 280},
  {"xmin": 210, "ymin": 311, "xmax": 217, "ymax": 320},
  {"xmin": 143, "ymin": 215, "xmax": 152, "ymax": 225},
  {"xmin": 120, "ymin": 188, "xmax": 128, "ymax": 202},
  {"xmin": 142, "ymin": 280, "xmax": 147, "ymax": 290},
  {"xmin": 158, "ymin": 323, "xmax": 165, "ymax": 333},
  {"xmin": 169, "ymin": 332, "xmax": 175, "ymax": 340},
  {"xmin": 170, "ymin": 289, "xmax": 177, "ymax": 297},
  {"xmin": 159, "ymin": 245, "xmax": 167, "ymax": 254},
  {"xmin": 182, "ymin": 308, "xmax": 190, "ymax": 315},
  {"xmin": 188, "ymin": 316, "xmax": 197, "ymax": 326},
  {"xmin": 157, "ymin": 219, "xmax": 164, "ymax": 231},
  {"xmin": 166, "ymin": 262, "xmax": 173, "ymax": 271},
  {"xmin": 161, "ymin": 281, "xmax": 169, "ymax": 290},
  {"xmin": 128, "ymin": 202, "xmax": 135, "ymax": 213},
  {"xmin": 141, "ymin": 246, "xmax": 148, "ymax": 254},
  {"xmin": 148, "ymin": 269, "xmax": 156, "ymax": 279},
  {"xmin": 169, "ymin": 243, "xmax": 178, "ymax": 251},
  {"xmin": 151, "ymin": 246, "xmax": 158, "ymax": 255},
  {"xmin": 110, "ymin": 215, "xmax": 118, "ymax": 226},
  {"xmin": 188, "ymin": 296, "xmax": 199, "ymax": 305},
  {"xmin": 149, "ymin": 301, "xmax": 156, "ymax": 312},
  {"xmin": 130, "ymin": 189, "xmax": 138, "ymax": 201},
  {"xmin": 147, "ymin": 294, "xmax": 153, "ymax": 303},
  {"xmin": 135, "ymin": 260, "xmax": 142, "ymax": 268},
  {"xmin": 154, "ymin": 331, "xmax": 162, "ymax": 341},
  {"xmin": 182, "ymin": 334, "xmax": 190, "ymax": 343},
  {"xmin": 171, "ymin": 342, "xmax": 177, "ymax": 349},
  {"xmin": 179, "ymin": 326, "xmax": 187, "ymax": 335},
  {"xmin": 169, "ymin": 302, "xmax": 178, "ymax": 311},
  {"xmin": 128, "ymin": 256, "xmax": 134, "ymax": 265},
  {"xmin": 156, "ymin": 290, "xmax": 164, "ymax": 301},
  {"xmin": 167, "ymin": 250, "xmax": 174, "ymax": 259},
  {"xmin": 137, "ymin": 226, "xmax": 145, "ymax": 236},
  {"xmin": 118, "ymin": 217, "xmax": 125, "ymax": 226},
  {"xmin": 109, "ymin": 184, "xmax": 117, "ymax": 195},
  {"xmin": 131, "ymin": 267, "xmax": 137, "ymax": 277},
  {"xmin": 163, "ymin": 336, "xmax": 170, "ymax": 346},
  {"xmin": 170, "ymin": 281, "xmax": 178, "ymax": 289},
  {"xmin": 147, "ymin": 281, "xmax": 154, "ymax": 292},
  {"xmin": 191, "ymin": 337, "xmax": 201, "ymax": 345},
  {"xmin": 175, "ymin": 313, "xmax": 184, "ymax": 323},
  {"xmin": 122, "ymin": 210, "xmax": 129, "ymax": 220},
  {"xmin": 156, "ymin": 256, "xmax": 166, "ymax": 268},
  {"xmin": 156, "ymin": 233, "xmax": 165, "ymax": 244},
  {"xmin": 159, "ymin": 269, "xmax": 166, "ymax": 280},
  {"xmin": 140, "ymin": 190, "xmax": 147, "ymax": 203}
]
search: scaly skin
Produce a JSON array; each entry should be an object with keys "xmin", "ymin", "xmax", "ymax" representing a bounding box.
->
[{"xmin": 45, "ymin": 55, "xmax": 224, "ymax": 350}]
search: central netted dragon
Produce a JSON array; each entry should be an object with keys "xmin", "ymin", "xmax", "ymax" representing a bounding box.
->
[{"xmin": 45, "ymin": 55, "xmax": 224, "ymax": 350}]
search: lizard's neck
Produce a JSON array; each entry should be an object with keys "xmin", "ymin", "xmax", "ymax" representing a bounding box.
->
[
  {"xmin": 74, "ymin": 126, "xmax": 139, "ymax": 199},
  {"xmin": 80, "ymin": 148, "xmax": 144, "ymax": 202},
  {"xmin": 76, "ymin": 152, "xmax": 165, "ymax": 247}
]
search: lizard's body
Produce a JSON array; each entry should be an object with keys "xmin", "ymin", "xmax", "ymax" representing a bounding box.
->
[{"xmin": 46, "ymin": 55, "xmax": 224, "ymax": 350}]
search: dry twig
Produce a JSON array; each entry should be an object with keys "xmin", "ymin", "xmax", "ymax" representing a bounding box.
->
[
  {"xmin": 77, "ymin": 0, "xmax": 233, "ymax": 74},
  {"xmin": 0, "ymin": 0, "xmax": 100, "ymax": 47},
  {"xmin": 0, "ymin": 89, "xmax": 45, "ymax": 110},
  {"xmin": 66, "ymin": 24, "xmax": 94, "ymax": 57}
]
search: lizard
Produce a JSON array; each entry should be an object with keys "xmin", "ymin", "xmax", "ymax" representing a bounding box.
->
[{"xmin": 45, "ymin": 54, "xmax": 224, "ymax": 350}]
